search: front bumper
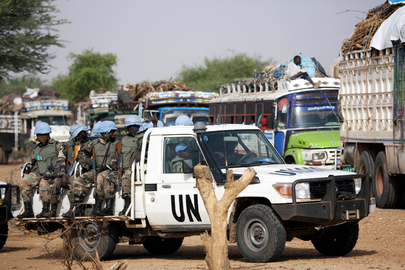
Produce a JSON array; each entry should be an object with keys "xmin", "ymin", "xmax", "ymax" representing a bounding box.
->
[{"xmin": 272, "ymin": 174, "xmax": 372, "ymax": 225}]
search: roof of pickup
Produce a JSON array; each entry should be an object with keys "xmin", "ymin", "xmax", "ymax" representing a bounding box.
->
[{"xmin": 148, "ymin": 124, "xmax": 260, "ymax": 136}]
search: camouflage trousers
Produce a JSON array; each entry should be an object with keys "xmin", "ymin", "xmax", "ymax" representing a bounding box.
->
[
  {"xmin": 94, "ymin": 170, "xmax": 118, "ymax": 200},
  {"xmin": 21, "ymin": 172, "xmax": 59, "ymax": 203},
  {"xmin": 72, "ymin": 171, "xmax": 94, "ymax": 203},
  {"xmin": 121, "ymin": 167, "xmax": 136, "ymax": 198},
  {"xmin": 50, "ymin": 176, "xmax": 75, "ymax": 205}
]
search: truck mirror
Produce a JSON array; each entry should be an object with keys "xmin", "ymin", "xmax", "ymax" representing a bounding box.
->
[{"xmin": 182, "ymin": 159, "xmax": 194, "ymax": 174}]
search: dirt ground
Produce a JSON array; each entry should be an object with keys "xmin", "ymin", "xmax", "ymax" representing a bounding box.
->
[{"xmin": 1, "ymin": 161, "xmax": 405, "ymax": 270}]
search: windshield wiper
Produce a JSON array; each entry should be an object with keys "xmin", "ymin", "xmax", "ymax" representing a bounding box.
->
[{"xmin": 248, "ymin": 160, "xmax": 275, "ymax": 166}]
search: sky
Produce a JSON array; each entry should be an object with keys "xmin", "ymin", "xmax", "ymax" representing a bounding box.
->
[{"xmin": 39, "ymin": 0, "xmax": 384, "ymax": 87}]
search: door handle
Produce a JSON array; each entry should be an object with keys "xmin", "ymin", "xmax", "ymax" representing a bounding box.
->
[{"xmin": 162, "ymin": 184, "xmax": 171, "ymax": 189}]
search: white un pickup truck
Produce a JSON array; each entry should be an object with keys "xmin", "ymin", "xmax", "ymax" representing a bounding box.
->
[{"xmin": 17, "ymin": 123, "xmax": 375, "ymax": 263}]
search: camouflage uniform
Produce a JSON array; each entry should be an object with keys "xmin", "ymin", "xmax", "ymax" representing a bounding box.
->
[
  {"xmin": 120, "ymin": 132, "xmax": 143, "ymax": 197},
  {"xmin": 21, "ymin": 138, "xmax": 60, "ymax": 203},
  {"xmin": 170, "ymin": 155, "xmax": 185, "ymax": 173},
  {"xmin": 54, "ymin": 137, "xmax": 88, "ymax": 205},
  {"xmin": 73, "ymin": 136, "xmax": 118, "ymax": 202}
]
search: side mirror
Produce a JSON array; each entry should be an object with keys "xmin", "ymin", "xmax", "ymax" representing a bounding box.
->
[{"xmin": 182, "ymin": 159, "xmax": 194, "ymax": 174}]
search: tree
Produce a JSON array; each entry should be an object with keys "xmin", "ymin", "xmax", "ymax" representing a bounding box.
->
[
  {"xmin": 0, "ymin": 76, "xmax": 47, "ymax": 97},
  {"xmin": 51, "ymin": 49, "xmax": 119, "ymax": 104},
  {"xmin": 0, "ymin": 0, "xmax": 68, "ymax": 81},
  {"xmin": 177, "ymin": 52, "xmax": 273, "ymax": 93}
]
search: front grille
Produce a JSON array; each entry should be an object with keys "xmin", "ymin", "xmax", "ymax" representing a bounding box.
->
[{"xmin": 310, "ymin": 179, "xmax": 355, "ymax": 200}]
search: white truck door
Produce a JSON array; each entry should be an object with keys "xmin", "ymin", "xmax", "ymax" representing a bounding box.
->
[{"xmin": 148, "ymin": 136, "xmax": 211, "ymax": 229}]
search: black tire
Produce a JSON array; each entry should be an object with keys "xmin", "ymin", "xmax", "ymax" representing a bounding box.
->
[
  {"xmin": 357, "ymin": 151, "xmax": 375, "ymax": 177},
  {"xmin": 374, "ymin": 151, "xmax": 399, "ymax": 208},
  {"xmin": 69, "ymin": 222, "xmax": 117, "ymax": 261},
  {"xmin": 311, "ymin": 222, "xmax": 359, "ymax": 256},
  {"xmin": 0, "ymin": 222, "xmax": 8, "ymax": 251},
  {"xmin": 235, "ymin": 204, "xmax": 286, "ymax": 262},
  {"xmin": 143, "ymin": 236, "xmax": 183, "ymax": 255}
]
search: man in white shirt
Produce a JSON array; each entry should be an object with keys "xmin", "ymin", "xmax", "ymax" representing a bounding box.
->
[{"xmin": 285, "ymin": 55, "xmax": 321, "ymax": 89}]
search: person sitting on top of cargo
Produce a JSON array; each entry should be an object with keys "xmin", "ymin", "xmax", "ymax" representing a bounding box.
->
[
  {"xmin": 175, "ymin": 115, "xmax": 193, "ymax": 126},
  {"xmin": 118, "ymin": 115, "xmax": 144, "ymax": 216},
  {"xmin": 171, "ymin": 143, "xmax": 190, "ymax": 173},
  {"xmin": 286, "ymin": 55, "xmax": 321, "ymax": 89},
  {"xmin": 17, "ymin": 122, "xmax": 61, "ymax": 219},
  {"xmin": 57, "ymin": 123, "xmax": 90, "ymax": 218}
]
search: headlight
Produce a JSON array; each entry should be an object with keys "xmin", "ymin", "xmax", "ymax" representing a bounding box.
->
[
  {"xmin": 295, "ymin": 183, "xmax": 310, "ymax": 199},
  {"xmin": 354, "ymin": 178, "xmax": 362, "ymax": 194},
  {"xmin": 312, "ymin": 152, "xmax": 327, "ymax": 161}
]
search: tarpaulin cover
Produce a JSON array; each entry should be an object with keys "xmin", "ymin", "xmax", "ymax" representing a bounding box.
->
[{"xmin": 370, "ymin": 5, "xmax": 405, "ymax": 50}]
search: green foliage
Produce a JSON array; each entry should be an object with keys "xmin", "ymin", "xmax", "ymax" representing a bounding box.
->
[
  {"xmin": 177, "ymin": 52, "xmax": 273, "ymax": 93},
  {"xmin": 0, "ymin": 0, "xmax": 69, "ymax": 81},
  {"xmin": 50, "ymin": 49, "xmax": 119, "ymax": 105},
  {"xmin": 0, "ymin": 76, "xmax": 47, "ymax": 97}
]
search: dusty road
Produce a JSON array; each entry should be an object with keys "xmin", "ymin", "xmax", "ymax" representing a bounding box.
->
[{"xmin": 1, "ymin": 162, "xmax": 405, "ymax": 270}]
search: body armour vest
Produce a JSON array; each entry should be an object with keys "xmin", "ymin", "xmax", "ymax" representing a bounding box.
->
[
  {"xmin": 121, "ymin": 133, "xmax": 142, "ymax": 168},
  {"xmin": 94, "ymin": 140, "xmax": 117, "ymax": 168},
  {"xmin": 33, "ymin": 140, "xmax": 58, "ymax": 175}
]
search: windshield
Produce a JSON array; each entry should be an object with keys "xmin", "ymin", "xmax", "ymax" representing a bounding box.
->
[
  {"xmin": 162, "ymin": 109, "xmax": 209, "ymax": 126},
  {"xmin": 35, "ymin": 116, "xmax": 71, "ymax": 126},
  {"xmin": 291, "ymin": 105, "xmax": 339, "ymax": 128},
  {"xmin": 205, "ymin": 130, "xmax": 284, "ymax": 168}
]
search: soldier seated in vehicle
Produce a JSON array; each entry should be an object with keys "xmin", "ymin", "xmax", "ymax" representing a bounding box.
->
[
  {"xmin": 170, "ymin": 143, "xmax": 191, "ymax": 173},
  {"xmin": 17, "ymin": 122, "xmax": 60, "ymax": 219}
]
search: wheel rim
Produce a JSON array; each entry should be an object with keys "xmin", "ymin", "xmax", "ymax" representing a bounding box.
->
[
  {"xmin": 375, "ymin": 164, "xmax": 383, "ymax": 197},
  {"xmin": 245, "ymin": 218, "xmax": 268, "ymax": 252},
  {"xmin": 80, "ymin": 223, "xmax": 101, "ymax": 249}
]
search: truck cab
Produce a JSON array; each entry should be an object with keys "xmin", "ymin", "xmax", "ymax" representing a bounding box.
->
[{"xmin": 17, "ymin": 124, "xmax": 374, "ymax": 263}]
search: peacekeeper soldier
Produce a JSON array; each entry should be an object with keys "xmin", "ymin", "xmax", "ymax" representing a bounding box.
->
[
  {"xmin": 117, "ymin": 115, "xmax": 144, "ymax": 216},
  {"xmin": 73, "ymin": 121, "xmax": 119, "ymax": 217},
  {"xmin": 62, "ymin": 123, "xmax": 101, "ymax": 217},
  {"xmin": 17, "ymin": 122, "xmax": 60, "ymax": 218},
  {"xmin": 55, "ymin": 124, "xmax": 90, "ymax": 218},
  {"xmin": 171, "ymin": 143, "xmax": 190, "ymax": 173}
]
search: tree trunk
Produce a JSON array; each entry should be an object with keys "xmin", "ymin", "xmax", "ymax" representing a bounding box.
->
[{"xmin": 194, "ymin": 164, "xmax": 256, "ymax": 270}]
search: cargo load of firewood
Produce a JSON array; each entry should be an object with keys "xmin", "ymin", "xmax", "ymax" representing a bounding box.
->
[{"xmin": 341, "ymin": 1, "xmax": 404, "ymax": 53}]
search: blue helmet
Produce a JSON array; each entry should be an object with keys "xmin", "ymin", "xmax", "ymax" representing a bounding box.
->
[
  {"xmin": 139, "ymin": 120, "xmax": 164, "ymax": 131},
  {"xmin": 175, "ymin": 143, "xmax": 188, "ymax": 153},
  {"xmin": 69, "ymin": 124, "xmax": 90, "ymax": 140},
  {"xmin": 99, "ymin": 121, "xmax": 117, "ymax": 134},
  {"xmin": 34, "ymin": 122, "xmax": 52, "ymax": 134},
  {"xmin": 92, "ymin": 122, "xmax": 102, "ymax": 136},
  {"xmin": 175, "ymin": 115, "xmax": 193, "ymax": 126},
  {"xmin": 124, "ymin": 115, "xmax": 142, "ymax": 127}
]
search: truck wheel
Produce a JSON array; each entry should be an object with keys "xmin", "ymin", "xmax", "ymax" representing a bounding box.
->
[
  {"xmin": 374, "ymin": 151, "xmax": 398, "ymax": 208},
  {"xmin": 142, "ymin": 236, "xmax": 183, "ymax": 255},
  {"xmin": 0, "ymin": 222, "xmax": 8, "ymax": 251},
  {"xmin": 311, "ymin": 222, "xmax": 359, "ymax": 256},
  {"xmin": 235, "ymin": 204, "xmax": 286, "ymax": 262},
  {"xmin": 0, "ymin": 147, "xmax": 3, "ymax": 164},
  {"xmin": 357, "ymin": 151, "xmax": 375, "ymax": 177},
  {"xmin": 69, "ymin": 222, "xmax": 117, "ymax": 261}
]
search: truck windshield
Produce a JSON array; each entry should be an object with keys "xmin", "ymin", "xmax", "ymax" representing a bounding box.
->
[
  {"xmin": 204, "ymin": 130, "xmax": 284, "ymax": 168},
  {"xmin": 35, "ymin": 116, "xmax": 71, "ymax": 126},
  {"xmin": 291, "ymin": 105, "xmax": 339, "ymax": 128},
  {"xmin": 162, "ymin": 109, "xmax": 209, "ymax": 126}
]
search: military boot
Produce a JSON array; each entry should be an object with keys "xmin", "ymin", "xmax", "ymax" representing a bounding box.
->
[
  {"xmin": 43, "ymin": 203, "xmax": 58, "ymax": 218},
  {"xmin": 36, "ymin": 202, "xmax": 50, "ymax": 218},
  {"xmin": 119, "ymin": 196, "xmax": 131, "ymax": 216},
  {"xmin": 99, "ymin": 198, "xmax": 114, "ymax": 216},
  {"xmin": 62, "ymin": 204, "xmax": 75, "ymax": 217},
  {"xmin": 17, "ymin": 201, "xmax": 34, "ymax": 219},
  {"xmin": 90, "ymin": 199, "xmax": 103, "ymax": 216}
]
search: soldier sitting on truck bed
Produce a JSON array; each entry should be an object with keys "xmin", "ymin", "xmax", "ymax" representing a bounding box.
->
[
  {"xmin": 286, "ymin": 55, "xmax": 321, "ymax": 89},
  {"xmin": 71, "ymin": 121, "xmax": 119, "ymax": 217},
  {"xmin": 62, "ymin": 124, "xmax": 100, "ymax": 217},
  {"xmin": 117, "ymin": 115, "xmax": 144, "ymax": 216},
  {"xmin": 17, "ymin": 122, "xmax": 61, "ymax": 219},
  {"xmin": 55, "ymin": 124, "xmax": 90, "ymax": 218}
]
